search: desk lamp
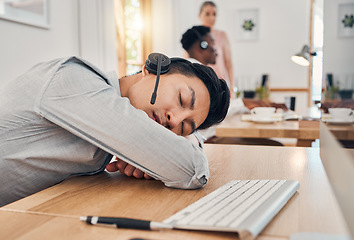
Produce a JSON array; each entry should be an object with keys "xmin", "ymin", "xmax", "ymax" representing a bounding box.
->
[{"xmin": 291, "ymin": 45, "xmax": 317, "ymax": 66}]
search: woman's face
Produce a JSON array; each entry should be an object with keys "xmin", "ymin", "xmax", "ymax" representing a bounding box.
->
[
  {"xmin": 199, "ymin": 4, "xmax": 217, "ymax": 28},
  {"xmin": 201, "ymin": 33, "xmax": 217, "ymax": 65}
]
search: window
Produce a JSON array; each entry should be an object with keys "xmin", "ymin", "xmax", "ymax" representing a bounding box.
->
[
  {"xmin": 312, "ymin": 0, "xmax": 324, "ymax": 102},
  {"xmin": 114, "ymin": 0, "xmax": 152, "ymax": 77}
]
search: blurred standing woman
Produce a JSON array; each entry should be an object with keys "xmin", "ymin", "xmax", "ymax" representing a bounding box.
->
[{"xmin": 199, "ymin": 1, "xmax": 235, "ymax": 98}]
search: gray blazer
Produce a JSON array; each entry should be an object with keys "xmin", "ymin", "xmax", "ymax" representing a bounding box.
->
[{"xmin": 0, "ymin": 57, "xmax": 209, "ymax": 206}]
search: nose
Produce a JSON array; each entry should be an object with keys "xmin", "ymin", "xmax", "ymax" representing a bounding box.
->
[{"xmin": 166, "ymin": 109, "xmax": 190, "ymax": 131}]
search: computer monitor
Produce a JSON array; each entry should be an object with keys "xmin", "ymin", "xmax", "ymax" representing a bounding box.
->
[
  {"xmin": 326, "ymin": 73, "xmax": 333, "ymax": 88},
  {"xmin": 261, "ymin": 74, "xmax": 268, "ymax": 87},
  {"xmin": 292, "ymin": 123, "xmax": 353, "ymax": 240},
  {"xmin": 319, "ymin": 122, "xmax": 354, "ymax": 239}
]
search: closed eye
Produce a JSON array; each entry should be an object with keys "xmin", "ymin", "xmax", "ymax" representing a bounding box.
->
[{"xmin": 179, "ymin": 92, "xmax": 183, "ymax": 107}]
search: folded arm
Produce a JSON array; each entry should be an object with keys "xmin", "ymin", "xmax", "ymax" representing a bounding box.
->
[
  {"xmin": 107, "ymin": 132, "xmax": 204, "ymax": 180},
  {"xmin": 35, "ymin": 57, "xmax": 209, "ymax": 189}
]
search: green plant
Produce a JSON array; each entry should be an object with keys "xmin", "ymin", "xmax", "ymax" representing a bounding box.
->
[
  {"xmin": 325, "ymin": 86, "xmax": 339, "ymax": 99},
  {"xmin": 256, "ymin": 86, "xmax": 269, "ymax": 100},
  {"xmin": 235, "ymin": 90, "xmax": 242, "ymax": 98}
]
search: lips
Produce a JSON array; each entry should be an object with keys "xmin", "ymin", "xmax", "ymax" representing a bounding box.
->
[{"xmin": 153, "ymin": 112, "xmax": 161, "ymax": 125}]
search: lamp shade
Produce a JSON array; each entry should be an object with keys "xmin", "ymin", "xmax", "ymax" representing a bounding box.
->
[
  {"xmin": 291, "ymin": 45, "xmax": 316, "ymax": 67},
  {"xmin": 291, "ymin": 55, "xmax": 310, "ymax": 66},
  {"xmin": 291, "ymin": 45, "xmax": 310, "ymax": 66}
]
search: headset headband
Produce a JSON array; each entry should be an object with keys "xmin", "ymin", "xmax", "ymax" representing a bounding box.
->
[
  {"xmin": 191, "ymin": 28, "xmax": 209, "ymax": 50},
  {"xmin": 145, "ymin": 53, "xmax": 192, "ymax": 105}
]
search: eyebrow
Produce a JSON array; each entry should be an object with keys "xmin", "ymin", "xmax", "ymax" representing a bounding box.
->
[
  {"xmin": 183, "ymin": 87, "xmax": 196, "ymax": 135},
  {"xmin": 191, "ymin": 121, "xmax": 196, "ymax": 133},
  {"xmin": 189, "ymin": 87, "xmax": 195, "ymax": 110},
  {"xmin": 189, "ymin": 87, "xmax": 197, "ymax": 132}
]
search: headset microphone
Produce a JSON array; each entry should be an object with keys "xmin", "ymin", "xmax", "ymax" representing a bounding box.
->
[
  {"xmin": 145, "ymin": 53, "xmax": 171, "ymax": 105},
  {"xmin": 150, "ymin": 54, "xmax": 162, "ymax": 104},
  {"xmin": 145, "ymin": 53, "xmax": 191, "ymax": 105}
]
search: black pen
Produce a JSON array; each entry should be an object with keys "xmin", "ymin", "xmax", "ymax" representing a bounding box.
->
[{"xmin": 80, "ymin": 216, "xmax": 173, "ymax": 230}]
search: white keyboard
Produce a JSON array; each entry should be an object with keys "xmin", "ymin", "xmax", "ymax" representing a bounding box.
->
[{"xmin": 164, "ymin": 180, "xmax": 299, "ymax": 239}]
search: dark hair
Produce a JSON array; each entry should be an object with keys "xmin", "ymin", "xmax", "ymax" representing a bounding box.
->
[
  {"xmin": 181, "ymin": 25, "xmax": 210, "ymax": 52},
  {"xmin": 200, "ymin": 1, "xmax": 216, "ymax": 14},
  {"xmin": 166, "ymin": 60, "xmax": 230, "ymax": 130}
]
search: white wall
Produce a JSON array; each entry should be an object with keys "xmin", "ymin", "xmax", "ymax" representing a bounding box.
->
[
  {"xmin": 0, "ymin": 0, "xmax": 79, "ymax": 83},
  {"xmin": 323, "ymin": 0, "xmax": 354, "ymax": 91},
  {"xmin": 2, "ymin": 0, "xmax": 351, "ymax": 111},
  {"xmin": 151, "ymin": 0, "xmax": 175, "ymax": 55},
  {"xmin": 152, "ymin": 0, "xmax": 311, "ymax": 112},
  {"xmin": 0, "ymin": 0, "xmax": 117, "ymax": 84},
  {"xmin": 78, "ymin": 0, "xmax": 118, "ymax": 74}
]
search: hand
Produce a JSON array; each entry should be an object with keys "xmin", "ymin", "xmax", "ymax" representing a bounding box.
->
[
  {"xmin": 320, "ymin": 100, "xmax": 354, "ymax": 113},
  {"xmin": 242, "ymin": 99, "xmax": 270, "ymax": 109},
  {"xmin": 106, "ymin": 157, "xmax": 152, "ymax": 180}
]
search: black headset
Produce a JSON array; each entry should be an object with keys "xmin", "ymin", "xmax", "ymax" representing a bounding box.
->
[
  {"xmin": 191, "ymin": 28, "xmax": 209, "ymax": 50},
  {"xmin": 145, "ymin": 53, "xmax": 191, "ymax": 105}
]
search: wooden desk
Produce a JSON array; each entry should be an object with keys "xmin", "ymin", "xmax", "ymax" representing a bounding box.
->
[
  {"xmin": 215, "ymin": 114, "xmax": 319, "ymax": 147},
  {"xmin": 1, "ymin": 145, "xmax": 350, "ymax": 239},
  {"xmin": 215, "ymin": 114, "xmax": 354, "ymax": 147},
  {"xmin": 325, "ymin": 123, "xmax": 354, "ymax": 140}
]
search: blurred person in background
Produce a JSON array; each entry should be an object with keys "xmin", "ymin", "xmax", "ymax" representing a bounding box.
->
[
  {"xmin": 199, "ymin": 1, "xmax": 235, "ymax": 98},
  {"xmin": 181, "ymin": 25, "xmax": 217, "ymax": 66}
]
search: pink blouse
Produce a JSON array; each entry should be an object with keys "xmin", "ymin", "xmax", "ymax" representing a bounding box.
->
[{"xmin": 208, "ymin": 29, "xmax": 229, "ymax": 85}]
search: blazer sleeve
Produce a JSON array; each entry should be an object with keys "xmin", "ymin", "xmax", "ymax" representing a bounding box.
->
[{"xmin": 34, "ymin": 57, "xmax": 209, "ymax": 189}]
